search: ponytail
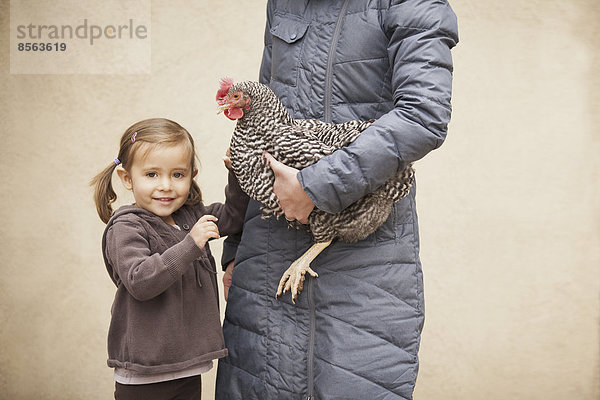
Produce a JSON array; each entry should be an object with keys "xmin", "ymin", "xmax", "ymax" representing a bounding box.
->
[
  {"xmin": 90, "ymin": 162, "xmax": 119, "ymax": 224},
  {"xmin": 187, "ymin": 180, "xmax": 203, "ymax": 207}
]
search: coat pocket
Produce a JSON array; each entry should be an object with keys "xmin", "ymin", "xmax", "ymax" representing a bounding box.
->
[{"xmin": 270, "ymin": 14, "xmax": 309, "ymax": 87}]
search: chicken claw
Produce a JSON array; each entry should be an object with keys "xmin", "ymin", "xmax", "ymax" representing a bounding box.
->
[
  {"xmin": 276, "ymin": 241, "xmax": 331, "ymax": 303},
  {"xmin": 276, "ymin": 259, "xmax": 319, "ymax": 303}
]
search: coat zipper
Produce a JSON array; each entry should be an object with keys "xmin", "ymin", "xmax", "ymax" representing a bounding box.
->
[
  {"xmin": 308, "ymin": 3, "xmax": 349, "ymax": 399},
  {"xmin": 307, "ymin": 276, "xmax": 316, "ymax": 400},
  {"xmin": 324, "ymin": 0, "xmax": 350, "ymax": 124}
]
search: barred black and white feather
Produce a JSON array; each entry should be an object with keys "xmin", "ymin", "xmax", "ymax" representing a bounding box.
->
[{"xmin": 224, "ymin": 81, "xmax": 414, "ymax": 243}]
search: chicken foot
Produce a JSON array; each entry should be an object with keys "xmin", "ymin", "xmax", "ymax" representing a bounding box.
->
[{"xmin": 276, "ymin": 241, "xmax": 332, "ymax": 303}]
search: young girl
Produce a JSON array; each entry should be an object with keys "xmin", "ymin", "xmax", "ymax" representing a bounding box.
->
[{"xmin": 91, "ymin": 118, "xmax": 248, "ymax": 400}]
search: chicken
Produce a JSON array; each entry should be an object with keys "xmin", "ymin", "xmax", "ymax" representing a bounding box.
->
[{"xmin": 217, "ymin": 78, "xmax": 415, "ymax": 302}]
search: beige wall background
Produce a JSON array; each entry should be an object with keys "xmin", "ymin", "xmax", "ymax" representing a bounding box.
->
[{"xmin": 1, "ymin": 1, "xmax": 598, "ymax": 399}]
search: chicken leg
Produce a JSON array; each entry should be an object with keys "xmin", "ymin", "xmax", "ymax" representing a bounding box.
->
[{"xmin": 276, "ymin": 241, "xmax": 332, "ymax": 303}]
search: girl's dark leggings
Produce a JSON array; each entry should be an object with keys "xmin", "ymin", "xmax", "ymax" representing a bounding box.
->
[{"xmin": 114, "ymin": 375, "xmax": 201, "ymax": 400}]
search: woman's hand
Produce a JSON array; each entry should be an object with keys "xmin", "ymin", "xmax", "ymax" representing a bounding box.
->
[
  {"xmin": 264, "ymin": 152, "xmax": 314, "ymax": 224},
  {"xmin": 189, "ymin": 215, "xmax": 220, "ymax": 248},
  {"xmin": 223, "ymin": 261, "xmax": 234, "ymax": 301},
  {"xmin": 223, "ymin": 147, "xmax": 233, "ymax": 170}
]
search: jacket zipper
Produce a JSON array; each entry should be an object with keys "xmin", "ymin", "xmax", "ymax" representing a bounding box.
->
[
  {"xmin": 308, "ymin": 3, "xmax": 349, "ymax": 399},
  {"xmin": 307, "ymin": 277, "xmax": 316, "ymax": 400},
  {"xmin": 324, "ymin": 0, "xmax": 350, "ymax": 124}
]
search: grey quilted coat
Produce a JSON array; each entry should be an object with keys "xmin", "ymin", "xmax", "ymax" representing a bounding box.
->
[{"xmin": 216, "ymin": 1, "xmax": 458, "ymax": 399}]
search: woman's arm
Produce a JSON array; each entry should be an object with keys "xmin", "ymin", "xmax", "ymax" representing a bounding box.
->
[
  {"xmin": 297, "ymin": 1, "xmax": 459, "ymax": 214},
  {"xmin": 259, "ymin": 0, "xmax": 274, "ymax": 85},
  {"xmin": 221, "ymin": 1, "xmax": 274, "ymax": 271}
]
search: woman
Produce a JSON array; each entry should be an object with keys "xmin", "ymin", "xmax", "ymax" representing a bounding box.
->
[{"xmin": 217, "ymin": 1, "xmax": 458, "ymax": 398}]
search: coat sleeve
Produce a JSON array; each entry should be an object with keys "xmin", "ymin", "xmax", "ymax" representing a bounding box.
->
[
  {"xmin": 106, "ymin": 220, "xmax": 205, "ymax": 301},
  {"xmin": 259, "ymin": 0, "xmax": 274, "ymax": 85},
  {"xmin": 297, "ymin": 0, "xmax": 459, "ymax": 214}
]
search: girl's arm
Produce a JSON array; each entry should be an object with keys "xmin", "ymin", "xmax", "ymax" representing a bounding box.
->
[
  {"xmin": 105, "ymin": 220, "xmax": 204, "ymax": 301},
  {"xmin": 202, "ymin": 170, "xmax": 249, "ymax": 237}
]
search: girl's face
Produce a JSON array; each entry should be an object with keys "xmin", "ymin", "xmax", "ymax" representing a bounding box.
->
[{"xmin": 117, "ymin": 142, "xmax": 197, "ymax": 225}]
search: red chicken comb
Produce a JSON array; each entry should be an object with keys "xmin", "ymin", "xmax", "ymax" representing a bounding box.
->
[{"xmin": 216, "ymin": 77, "xmax": 234, "ymax": 104}]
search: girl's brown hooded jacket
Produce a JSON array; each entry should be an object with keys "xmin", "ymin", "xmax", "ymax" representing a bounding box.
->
[{"xmin": 101, "ymin": 172, "xmax": 248, "ymax": 374}]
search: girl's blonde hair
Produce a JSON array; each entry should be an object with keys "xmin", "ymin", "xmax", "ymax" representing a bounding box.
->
[{"xmin": 91, "ymin": 118, "xmax": 202, "ymax": 223}]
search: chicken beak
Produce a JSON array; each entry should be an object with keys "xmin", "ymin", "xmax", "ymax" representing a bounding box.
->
[{"xmin": 217, "ymin": 104, "xmax": 228, "ymax": 115}]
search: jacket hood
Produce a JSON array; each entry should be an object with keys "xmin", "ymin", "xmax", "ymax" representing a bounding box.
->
[{"xmin": 107, "ymin": 204, "xmax": 160, "ymax": 224}]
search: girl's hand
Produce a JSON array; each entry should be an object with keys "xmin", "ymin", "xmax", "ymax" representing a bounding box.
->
[
  {"xmin": 190, "ymin": 215, "xmax": 220, "ymax": 248},
  {"xmin": 223, "ymin": 261, "xmax": 234, "ymax": 301},
  {"xmin": 264, "ymin": 151, "xmax": 314, "ymax": 224}
]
